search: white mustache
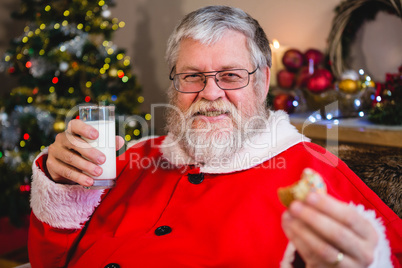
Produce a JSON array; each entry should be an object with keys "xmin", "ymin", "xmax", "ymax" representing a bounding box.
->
[{"xmin": 186, "ymin": 99, "xmax": 238, "ymax": 119}]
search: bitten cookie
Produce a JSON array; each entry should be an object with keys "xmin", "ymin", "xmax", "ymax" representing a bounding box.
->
[{"xmin": 278, "ymin": 168, "xmax": 327, "ymax": 207}]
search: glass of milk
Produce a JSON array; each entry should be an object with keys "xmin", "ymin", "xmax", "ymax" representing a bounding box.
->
[{"xmin": 79, "ymin": 104, "xmax": 116, "ymax": 189}]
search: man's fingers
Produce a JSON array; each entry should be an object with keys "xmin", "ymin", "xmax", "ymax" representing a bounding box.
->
[
  {"xmin": 66, "ymin": 119, "xmax": 98, "ymax": 140},
  {"xmin": 116, "ymin": 136, "xmax": 125, "ymax": 151},
  {"xmin": 287, "ymin": 198, "xmax": 377, "ymax": 266},
  {"xmin": 47, "ymin": 155, "xmax": 94, "ymax": 187},
  {"xmin": 305, "ymin": 193, "xmax": 378, "ymax": 243},
  {"xmin": 49, "ymin": 144, "xmax": 103, "ymax": 178},
  {"xmin": 59, "ymin": 134, "xmax": 105, "ymax": 165},
  {"xmin": 282, "ymin": 211, "xmax": 357, "ymax": 267}
]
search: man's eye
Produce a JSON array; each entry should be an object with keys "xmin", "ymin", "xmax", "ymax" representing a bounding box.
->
[
  {"xmin": 220, "ymin": 72, "xmax": 242, "ymax": 80},
  {"xmin": 182, "ymin": 74, "xmax": 203, "ymax": 81}
]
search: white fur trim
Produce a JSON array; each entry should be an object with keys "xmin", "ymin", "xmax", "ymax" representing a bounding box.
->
[
  {"xmin": 351, "ymin": 203, "xmax": 392, "ymax": 268},
  {"xmin": 279, "ymin": 203, "xmax": 392, "ymax": 267},
  {"xmin": 161, "ymin": 110, "xmax": 309, "ymax": 174},
  {"xmin": 30, "ymin": 148, "xmax": 104, "ymax": 229}
]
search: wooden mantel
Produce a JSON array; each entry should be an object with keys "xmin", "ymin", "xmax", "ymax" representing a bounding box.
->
[{"xmin": 290, "ymin": 113, "xmax": 402, "ymax": 148}]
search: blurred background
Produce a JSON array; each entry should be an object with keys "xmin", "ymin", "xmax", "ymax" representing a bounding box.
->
[{"xmin": 0, "ymin": 0, "xmax": 400, "ymax": 267}]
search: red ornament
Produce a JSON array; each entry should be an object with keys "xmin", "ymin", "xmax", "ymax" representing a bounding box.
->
[
  {"xmin": 304, "ymin": 49, "xmax": 324, "ymax": 67},
  {"xmin": 277, "ymin": 70, "xmax": 296, "ymax": 89},
  {"xmin": 52, "ymin": 77, "xmax": 59, "ymax": 84},
  {"xmin": 296, "ymin": 66, "xmax": 313, "ymax": 87},
  {"xmin": 307, "ymin": 69, "xmax": 333, "ymax": 93},
  {"xmin": 282, "ymin": 49, "xmax": 304, "ymax": 71},
  {"xmin": 273, "ymin": 93, "xmax": 295, "ymax": 113}
]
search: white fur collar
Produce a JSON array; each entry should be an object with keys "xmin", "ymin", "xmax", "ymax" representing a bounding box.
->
[{"xmin": 160, "ymin": 110, "xmax": 309, "ymax": 174}]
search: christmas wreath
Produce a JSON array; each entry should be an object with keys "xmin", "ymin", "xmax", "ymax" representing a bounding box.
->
[{"xmin": 327, "ymin": 0, "xmax": 402, "ymax": 79}]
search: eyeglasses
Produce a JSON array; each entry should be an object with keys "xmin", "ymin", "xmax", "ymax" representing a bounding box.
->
[{"xmin": 169, "ymin": 66, "xmax": 258, "ymax": 93}]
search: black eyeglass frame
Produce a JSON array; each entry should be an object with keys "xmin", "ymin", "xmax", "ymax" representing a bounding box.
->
[{"xmin": 169, "ymin": 66, "xmax": 259, "ymax": 93}]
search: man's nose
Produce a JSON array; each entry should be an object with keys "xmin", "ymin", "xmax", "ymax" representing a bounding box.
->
[{"xmin": 198, "ymin": 75, "xmax": 225, "ymax": 101}]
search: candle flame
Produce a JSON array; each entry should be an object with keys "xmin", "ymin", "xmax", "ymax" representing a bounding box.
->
[{"xmin": 273, "ymin": 39, "xmax": 280, "ymax": 49}]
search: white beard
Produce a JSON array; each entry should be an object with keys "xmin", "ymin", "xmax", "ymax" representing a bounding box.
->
[{"xmin": 166, "ymin": 97, "xmax": 268, "ymax": 165}]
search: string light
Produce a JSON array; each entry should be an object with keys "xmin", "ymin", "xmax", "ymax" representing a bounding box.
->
[
  {"xmin": 63, "ymin": 10, "xmax": 70, "ymax": 17},
  {"xmin": 39, "ymin": 49, "xmax": 45, "ymax": 55},
  {"xmin": 40, "ymin": 146, "xmax": 46, "ymax": 150},
  {"xmin": 116, "ymin": 53, "xmax": 124, "ymax": 60},
  {"xmin": 49, "ymin": 86, "xmax": 55, "ymax": 93},
  {"xmin": 68, "ymin": 87, "xmax": 74, "ymax": 94},
  {"xmin": 133, "ymin": 129, "xmax": 140, "ymax": 136},
  {"xmin": 77, "ymin": 23, "xmax": 84, "ymax": 30},
  {"xmin": 40, "ymin": 24, "xmax": 46, "ymax": 30},
  {"xmin": 20, "ymin": 185, "xmax": 31, "ymax": 192},
  {"xmin": 85, "ymin": 96, "xmax": 91, "ymax": 102},
  {"xmin": 98, "ymin": 0, "xmax": 105, "ymax": 6},
  {"xmin": 52, "ymin": 77, "xmax": 59, "ymax": 84},
  {"xmin": 32, "ymin": 87, "xmax": 39, "ymax": 94},
  {"xmin": 125, "ymin": 135, "xmax": 131, "ymax": 141},
  {"xmin": 20, "ymin": 141, "xmax": 26, "ymax": 147},
  {"xmin": 117, "ymin": 70, "xmax": 124, "ymax": 78},
  {"xmin": 22, "ymin": 37, "xmax": 29, "ymax": 43},
  {"xmin": 111, "ymin": 95, "xmax": 117, "ymax": 101},
  {"xmin": 45, "ymin": 5, "xmax": 51, "ymax": 12},
  {"xmin": 54, "ymin": 23, "xmax": 60, "ymax": 29},
  {"xmin": 27, "ymin": 97, "xmax": 33, "ymax": 103},
  {"xmin": 35, "ymin": 28, "xmax": 41, "ymax": 35},
  {"xmin": 62, "ymin": 20, "xmax": 68, "ymax": 27},
  {"xmin": 122, "ymin": 76, "xmax": 129, "ymax": 83},
  {"xmin": 25, "ymin": 61, "xmax": 32, "ymax": 68},
  {"xmin": 118, "ymin": 21, "xmax": 125, "ymax": 28},
  {"xmin": 137, "ymin": 96, "xmax": 144, "ymax": 103},
  {"xmin": 112, "ymin": 24, "xmax": 118, "ymax": 30},
  {"xmin": 23, "ymin": 133, "xmax": 30, "ymax": 140},
  {"xmin": 145, "ymin": 114, "xmax": 152, "ymax": 121},
  {"xmin": 4, "ymin": 55, "xmax": 10, "ymax": 62}
]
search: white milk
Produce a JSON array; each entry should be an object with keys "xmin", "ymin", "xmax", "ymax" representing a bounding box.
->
[{"xmin": 83, "ymin": 120, "xmax": 116, "ymax": 180}]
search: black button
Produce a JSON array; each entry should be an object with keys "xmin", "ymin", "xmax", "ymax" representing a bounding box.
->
[
  {"xmin": 155, "ymin": 225, "xmax": 172, "ymax": 236},
  {"xmin": 188, "ymin": 173, "xmax": 204, "ymax": 184},
  {"xmin": 104, "ymin": 264, "xmax": 120, "ymax": 268}
]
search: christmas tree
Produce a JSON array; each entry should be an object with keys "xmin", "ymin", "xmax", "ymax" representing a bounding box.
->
[{"xmin": 0, "ymin": 0, "xmax": 146, "ymax": 226}]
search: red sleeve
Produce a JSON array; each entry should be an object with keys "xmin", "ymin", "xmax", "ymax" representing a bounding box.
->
[
  {"xmin": 29, "ymin": 153, "xmax": 85, "ymax": 267},
  {"xmin": 303, "ymin": 142, "xmax": 402, "ymax": 267},
  {"xmin": 28, "ymin": 213, "xmax": 82, "ymax": 268}
]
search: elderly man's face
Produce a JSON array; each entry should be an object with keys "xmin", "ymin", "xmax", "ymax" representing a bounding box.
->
[
  {"xmin": 167, "ymin": 30, "xmax": 269, "ymax": 162},
  {"xmin": 174, "ymin": 30, "xmax": 261, "ymax": 130}
]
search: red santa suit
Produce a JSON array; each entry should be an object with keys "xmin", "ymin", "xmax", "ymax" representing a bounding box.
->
[{"xmin": 29, "ymin": 111, "xmax": 402, "ymax": 267}]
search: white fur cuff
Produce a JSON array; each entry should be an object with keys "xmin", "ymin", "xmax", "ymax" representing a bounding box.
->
[{"xmin": 30, "ymin": 148, "xmax": 104, "ymax": 229}]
